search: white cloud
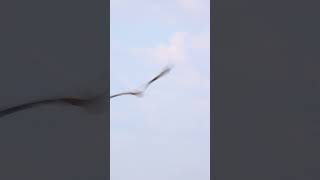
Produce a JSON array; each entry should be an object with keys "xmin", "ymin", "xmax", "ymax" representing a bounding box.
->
[
  {"xmin": 130, "ymin": 31, "xmax": 210, "ymax": 90},
  {"xmin": 131, "ymin": 32, "xmax": 188, "ymax": 66},
  {"xmin": 131, "ymin": 31, "xmax": 210, "ymax": 66},
  {"xmin": 188, "ymin": 31, "xmax": 210, "ymax": 49}
]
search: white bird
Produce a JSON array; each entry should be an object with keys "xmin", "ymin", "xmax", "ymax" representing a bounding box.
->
[{"xmin": 110, "ymin": 65, "xmax": 172, "ymax": 99}]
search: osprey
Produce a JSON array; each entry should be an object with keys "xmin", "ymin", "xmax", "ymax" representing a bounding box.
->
[{"xmin": 110, "ymin": 65, "xmax": 172, "ymax": 99}]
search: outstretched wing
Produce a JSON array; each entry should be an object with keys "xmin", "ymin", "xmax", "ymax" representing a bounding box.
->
[
  {"xmin": 143, "ymin": 66, "xmax": 172, "ymax": 91},
  {"xmin": 110, "ymin": 91, "xmax": 143, "ymax": 99}
]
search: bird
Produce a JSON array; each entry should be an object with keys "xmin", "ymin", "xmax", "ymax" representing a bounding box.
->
[{"xmin": 110, "ymin": 65, "xmax": 173, "ymax": 99}]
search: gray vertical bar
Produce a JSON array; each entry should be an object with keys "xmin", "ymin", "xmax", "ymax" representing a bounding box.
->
[{"xmin": 0, "ymin": 1, "xmax": 109, "ymax": 179}]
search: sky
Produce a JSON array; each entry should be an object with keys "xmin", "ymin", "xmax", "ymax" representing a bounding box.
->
[{"xmin": 110, "ymin": 0, "xmax": 210, "ymax": 180}]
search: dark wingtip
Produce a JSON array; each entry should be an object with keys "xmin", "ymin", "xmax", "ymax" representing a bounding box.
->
[
  {"xmin": 164, "ymin": 64, "xmax": 174, "ymax": 73},
  {"xmin": 159, "ymin": 65, "xmax": 173, "ymax": 77}
]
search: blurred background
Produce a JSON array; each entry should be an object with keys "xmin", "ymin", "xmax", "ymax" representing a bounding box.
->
[{"xmin": 111, "ymin": 0, "xmax": 210, "ymax": 179}]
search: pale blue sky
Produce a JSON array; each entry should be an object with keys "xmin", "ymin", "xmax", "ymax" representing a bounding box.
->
[{"xmin": 111, "ymin": 0, "xmax": 210, "ymax": 179}]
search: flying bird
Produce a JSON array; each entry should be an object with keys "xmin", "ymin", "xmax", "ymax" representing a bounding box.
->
[{"xmin": 110, "ymin": 66, "xmax": 172, "ymax": 99}]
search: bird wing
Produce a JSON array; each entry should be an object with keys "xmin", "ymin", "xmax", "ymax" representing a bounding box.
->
[
  {"xmin": 143, "ymin": 66, "xmax": 172, "ymax": 91},
  {"xmin": 110, "ymin": 91, "xmax": 143, "ymax": 99}
]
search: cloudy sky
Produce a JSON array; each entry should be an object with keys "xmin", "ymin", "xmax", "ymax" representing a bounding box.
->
[{"xmin": 110, "ymin": 0, "xmax": 210, "ymax": 179}]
